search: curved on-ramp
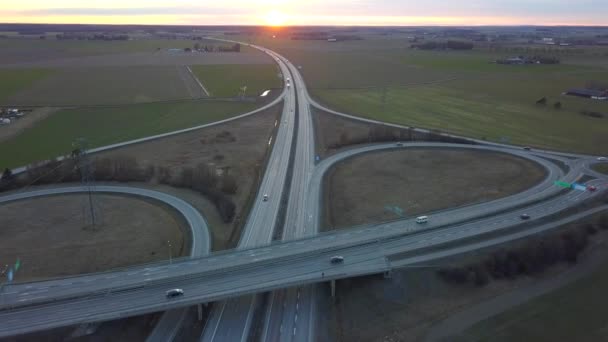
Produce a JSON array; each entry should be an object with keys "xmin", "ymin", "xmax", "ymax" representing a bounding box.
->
[
  {"xmin": 0, "ymin": 185, "xmax": 213, "ymax": 341},
  {"xmin": 0, "ymin": 185, "xmax": 211, "ymax": 257}
]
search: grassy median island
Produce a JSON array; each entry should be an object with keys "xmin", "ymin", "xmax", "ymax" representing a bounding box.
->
[
  {"xmin": 0, "ymin": 100, "xmax": 259, "ymax": 169},
  {"xmin": 324, "ymin": 148, "xmax": 546, "ymax": 229},
  {"xmin": 191, "ymin": 64, "xmax": 281, "ymax": 97},
  {"xmin": 0, "ymin": 194, "xmax": 188, "ymax": 282},
  {"xmin": 593, "ymin": 163, "xmax": 608, "ymax": 175}
]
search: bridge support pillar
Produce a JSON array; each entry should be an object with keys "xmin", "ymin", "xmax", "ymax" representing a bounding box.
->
[
  {"xmin": 384, "ymin": 269, "xmax": 393, "ymax": 279},
  {"xmin": 330, "ymin": 280, "xmax": 336, "ymax": 299},
  {"xmin": 198, "ymin": 304, "xmax": 203, "ymax": 321}
]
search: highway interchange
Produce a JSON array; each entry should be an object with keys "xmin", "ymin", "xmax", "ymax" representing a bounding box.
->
[{"xmin": 0, "ymin": 41, "xmax": 607, "ymax": 340}]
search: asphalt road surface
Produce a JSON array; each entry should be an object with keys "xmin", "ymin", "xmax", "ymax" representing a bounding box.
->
[{"xmin": 200, "ymin": 45, "xmax": 298, "ymax": 342}]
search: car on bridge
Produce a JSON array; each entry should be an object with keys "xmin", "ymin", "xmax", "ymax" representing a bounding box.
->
[
  {"xmin": 330, "ymin": 256, "xmax": 344, "ymax": 264},
  {"xmin": 520, "ymin": 214, "xmax": 531, "ymax": 220},
  {"xmin": 263, "ymin": 194, "xmax": 269, "ymax": 202},
  {"xmin": 587, "ymin": 185, "xmax": 597, "ymax": 192},
  {"xmin": 598, "ymin": 157, "xmax": 607, "ymax": 161},
  {"xmin": 166, "ymin": 289, "xmax": 184, "ymax": 299}
]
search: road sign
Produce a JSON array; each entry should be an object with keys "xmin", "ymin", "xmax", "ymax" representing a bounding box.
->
[
  {"xmin": 384, "ymin": 205, "xmax": 405, "ymax": 218},
  {"xmin": 7, "ymin": 268, "xmax": 13, "ymax": 282},
  {"xmin": 554, "ymin": 181, "xmax": 571, "ymax": 188},
  {"xmin": 14, "ymin": 259, "xmax": 20, "ymax": 272}
]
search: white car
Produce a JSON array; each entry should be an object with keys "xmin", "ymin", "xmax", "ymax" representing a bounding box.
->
[
  {"xmin": 598, "ymin": 157, "xmax": 608, "ymax": 161},
  {"xmin": 416, "ymin": 216, "xmax": 429, "ymax": 224},
  {"xmin": 263, "ymin": 194, "xmax": 269, "ymax": 202}
]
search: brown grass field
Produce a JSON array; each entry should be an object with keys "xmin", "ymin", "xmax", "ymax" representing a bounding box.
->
[
  {"xmin": 324, "ymin": 149, "xmax": 546, "ymax": 229},
  {"xmin": 0, "ymin": 194, "xmax": 187, "ymax": 282}
]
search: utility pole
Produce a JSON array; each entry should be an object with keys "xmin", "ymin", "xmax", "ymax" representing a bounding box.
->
[
  {"xmin": 73, "ymin": 138, "xmax": 98, "ymax": 227},
  {"xmin": 168, "ymin": 240, "xmax": 172, "ymax": 264}
]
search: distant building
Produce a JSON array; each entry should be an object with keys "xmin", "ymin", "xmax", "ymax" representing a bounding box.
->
[{"xmin": 565, "ymin": 88, "xmax": 608, "ymax": 100}]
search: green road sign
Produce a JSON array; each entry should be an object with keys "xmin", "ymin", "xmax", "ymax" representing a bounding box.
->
[
  {"xmin": 554, "ymin": 181, "xmax": 571, "ymax": 188},
  {"xmin": 14, "ymin": 258, "xmax": 20, "ymax": 271}
]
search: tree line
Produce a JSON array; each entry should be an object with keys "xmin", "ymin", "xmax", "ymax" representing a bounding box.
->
[
  {"xmin": 0, "ymin": 155, "xmax": 239, "ymax": 223},
  {"xmin": 329, "ymin": 125, "xmax": 475, "ymax": 150},
  {"xmin": 437, "ymin": 216, "xmax": 608, "ymax": 287},
  {"xmin": 411, "ymin": 40, "xmax": 474, "ymax": 50}
]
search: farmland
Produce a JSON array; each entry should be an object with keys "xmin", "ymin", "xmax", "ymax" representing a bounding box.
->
[
  {"xmin": 192, "ymin": 64, "xmax": 282, "ymax": 97},
  {"xmin": 238, "ymin": 35, "xmax": 608, "ymax": 154},
  {"xmin": 4, "ymin": 66, "xmax": 203, "ymax": 106},
  {"xmin": 0, "ymin": 37, "xmax": 276, "ymax": 106},
  {"xmin": 0, "ymin": 38, "xmax": 262, "ymax": 64},
  {"xmin": 0, "ymin": 68, "xmax": 53, "ymax": 102},
  {"xmin": 0, "ymin": 100, "xmax": 260, "ymax": 168}
]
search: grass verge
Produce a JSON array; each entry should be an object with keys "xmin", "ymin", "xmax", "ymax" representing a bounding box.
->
[
  {"xmin": 0, "ymin": 100, "xmax": 259, "ymax": 168},
  {"xmin": 191, "ymin": 64, "xmax": 281, "ymax": 97},
  {"xmin": 593, "ymin": 163, "xmax": 608, "ymax": 175}
]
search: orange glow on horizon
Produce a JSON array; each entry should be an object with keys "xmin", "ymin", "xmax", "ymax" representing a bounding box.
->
[{"xmin": 263, "ymin": 10, "xmax": 288, "ymax": 27}]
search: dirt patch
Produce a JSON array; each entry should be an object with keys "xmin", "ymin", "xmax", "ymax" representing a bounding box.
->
[
  {"xmin": 324, "ymin": 149, "xmax": 546, "ymax": 230},
  {"xmin": 326, "ymin": 212, "xmax": 608, "ymax": 342},
  {"xmin": 0, "ymin": 194, "xmax": 187, "ymax": 282},
  {"xmin": 0, "ymin": 107, "xmax": 58, "ymax": 143},
  {"xmin": 95, "ymin": 103, "xmax": 282, "ymax": 250}
]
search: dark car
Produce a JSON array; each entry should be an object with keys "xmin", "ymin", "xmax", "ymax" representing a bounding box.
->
[
  {"xmin": 330, "ymin": 256, "xmax": 344, "ymax": 264},
  {"xmin": 166, "ymin": 288, "xmax": 184, "ymax": 298},
  {"xmin": 588, "ymin": 185, "xmax": 597, "ymax": 192},
  {"xmin": 523, "ymin": 146, "xmax": 532, "ymax": 151},
  {"xmin": 520, "ymin": 214, "xmax": 531, "ymax": 220}
]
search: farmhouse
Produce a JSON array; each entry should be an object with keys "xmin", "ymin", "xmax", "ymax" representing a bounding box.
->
[{"xmin": 565, "ymin": 88, "xmax": 608, "ymax": 100}]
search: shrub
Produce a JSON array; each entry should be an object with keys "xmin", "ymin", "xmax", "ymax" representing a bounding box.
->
[{"xmin": 221, "ymin": 174, "xmax": 238, "ymax": 195}]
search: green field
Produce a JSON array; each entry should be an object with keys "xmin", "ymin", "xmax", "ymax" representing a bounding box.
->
[
  {"xmin": 463, "ymin": 260, "xmax": 608, "ymax": 342},
  {"xmin": 191, "ymin": 64, "xmax": 281, "ymax": 97},
  {"xmin": 0, "ymin": 69, "xmax": 53, "ymax": 102},
  {"xmin": 237, "ymin": 35, "xmax": 608, "ymax": 154},
  {"xmin": 3, "ymin": 66, "xmax": 198, "ymax": 106},
  {"xmin": 0, "ymin": 100, "xmax": 259, "ymax": 168},
  {"xmin": 593, "ymin": 163, "xmax": 608, "ymax": 175},
  {"xmin": 313, "ymin": 75, "xmax": 608, "ymax": 154}
]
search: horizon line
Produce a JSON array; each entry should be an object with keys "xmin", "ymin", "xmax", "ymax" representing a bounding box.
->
[{"xmin": 2, "ymin": 22, "xmax": 608, "ymax": 28}]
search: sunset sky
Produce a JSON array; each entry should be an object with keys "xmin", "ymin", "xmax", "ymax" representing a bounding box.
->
[{"xmin": 1, "ymin": 0, "xmax": 606, "ymax": 26}]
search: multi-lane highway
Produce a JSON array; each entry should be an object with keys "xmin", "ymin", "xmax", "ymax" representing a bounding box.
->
[
  {"xmin": 200, "ymin": 47, "xmax": 298, "ymax": 342},
  {"xmin": 261, "ymin": 55, "xmax": 318, "ymax": 342},
  {"xmin": 0, "ymin": 40, "xmax": 607, "ymax": 340}
]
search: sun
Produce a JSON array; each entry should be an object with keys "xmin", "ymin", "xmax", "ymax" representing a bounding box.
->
[{"xmin": 264, "ymin": 10, "xmax": 287, "ymax": 26}]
